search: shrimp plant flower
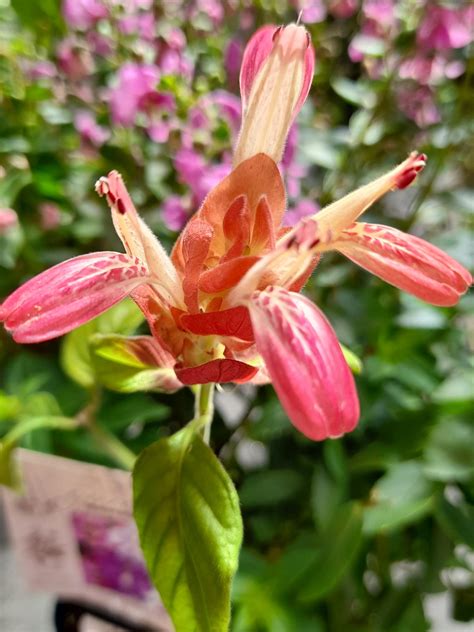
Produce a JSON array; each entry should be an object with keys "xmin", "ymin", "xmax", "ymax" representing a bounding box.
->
[{"xmin": 1, "ymin": 25, "xmax": 471, "ymax": 444}]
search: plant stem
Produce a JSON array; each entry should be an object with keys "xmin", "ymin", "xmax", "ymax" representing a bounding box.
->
[
  {"xmin": 194, "ymin": 383, "xmax": 215, "ymax": 443},
  {"xmin": 88, "ymin": 422, "xmax": 136, "ymax": 471},
  {"xmin": 77, "ymin": 388, "xmax": 136, "ymax": 471}
]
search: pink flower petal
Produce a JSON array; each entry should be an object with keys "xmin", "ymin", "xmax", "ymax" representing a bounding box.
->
[
  {"xmin": 334, "ymin": 223, "xmax": 472, "ymax": 307},
  {"xmin": 249, "ymin": 287, "xmax": 359, "ymax": 441},
  {"xmin": 0, "ymin": 252, "xmax": 149, "ymax": 343}
]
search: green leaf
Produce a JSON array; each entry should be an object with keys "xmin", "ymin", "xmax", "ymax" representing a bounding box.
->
[
  {"xmin": 61, "ymin": 299, "xmax": 144, "ymax": 388},
  {"xmin": 0, "ymin": 442, "xmax": 21, "ymax": 490},
  {"xmin": 434, "ymin": 493, "xmax": 474, "ymax": 549},
  {"xmin": 92, "ymin": 335, "xmax": 180, "ymax": 393},
  {"xmin": 239, "ymin": 469, "xmax": 304, "ymax": 508},
  {"xmin": 363, "ymin": 462, "xmax": 434, "ymax": 535},
  {"xmin": 298, "ymin": 503, "xmax": 363, "ymax": 603},
  {"xmin": 133, "ymin": 427, "xmax": 243, "ymax": 632},
  {"xmin": 331, "ymin": 78, "xmax": 377, "ymax": 108},
  {"xmin": 423, "ymin": 420, "xmax": 474, "ymax": 482}
]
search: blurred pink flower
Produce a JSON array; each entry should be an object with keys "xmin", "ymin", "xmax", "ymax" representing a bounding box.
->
[
  {"xmin": 62, "ymin": 0, "xmax": 108, "ymax": 30},
  {"xmin": 28, "ymin": 61, "xmax": 56, "ymax": 80},
  {"xmin": 39, "ymin": 203, "xmax": 62, "ymax": 231},
  {"xmin": 363, "ymin": 0, "xmax": 396, "ymax": 28},
  {"xmin": 225, "ymin": 39, "xmax": 244, "ymax": 86},
  {"xmin": 118, "ymin": 13, "xmax": 155, "ymax": 40},
  {"xmin": 399, "ymin": 54, "xmax": 465, "ymax": 85},
  {"xmin": 329, "ymin": 0, "xmax": 359, "ymax": 19},
  {"xmin": 283, "ymin": 199, "xmax": 320, "ymax": 227},
  {"xmin": 57, "ymin": 39, "xmax": 94, "ymax": 81},
  {"xmin": 109, "ymin": 63, "xmax": 159, "ymax": 126},
  {"xmin": 397, "ymin": 86, "xmax": 441, "ymax": 128},
  {"xmin": 417, "ymin": 4, "xmax": 474, "ymax": 51},
  {"xmin": 0, "ymin": 208, "xmax": 18, "ymax": 233},
  {"xmin": 162, "ymin": 196, "xmax": 188, "ymax": 231},
  {"xmin": 292, "ymin": 0, "xmax": 327, "ymax": 24},
  {"xmin": 75, "ymin": 111, "xmax": 110, "ymax": 147}
]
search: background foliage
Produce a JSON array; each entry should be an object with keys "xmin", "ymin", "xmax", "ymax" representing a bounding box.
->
[{"xmin": 0, "ymin": 1, "xmax": 473, "ymax": 630}]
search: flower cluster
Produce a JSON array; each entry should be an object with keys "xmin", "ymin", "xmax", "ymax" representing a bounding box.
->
[{"xmin": 1, "ymin": 23, "xmax": 471, "ymax": 442}]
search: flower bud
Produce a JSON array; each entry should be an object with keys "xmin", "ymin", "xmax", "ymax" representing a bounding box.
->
[{"xmin": 234, "ymin": 24, "xmax": 315, "ymax": 166}]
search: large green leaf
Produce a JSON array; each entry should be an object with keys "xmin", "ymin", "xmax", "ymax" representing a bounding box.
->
[
  {"xmin": 133, "ymin": 427, "xmax": 243, "ymax": 632},
  {"xmin": 298, "ymin": 503, "xmax": 363, "ymax": 603}
]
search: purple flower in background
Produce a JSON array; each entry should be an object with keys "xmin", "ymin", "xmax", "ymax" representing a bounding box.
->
[
  {"xmin": 109, "ymin": 63, "xmax": 159, "ymax": 126},
  {"xmin": 57, "ymin": 38, "xmax": 94, "ymax": 81},
  {"xmin": 399, "ymin": 54, "xmax": 465, "ymax": 85},
  {"xmin": 162, "ymin": 196, "xmax": 189, "ymax": 231},
  {"xmin": 0, "ymin": 208, "xmax": 18, "ymax": 234},
  {"xmin": 225, "ymin": 39, "xmax": 243, "ymax": 85},
  {"xmin": 283, "ymin": 199, "xmax": 320, "ymax": 227},
  {"xmin": 62, "ymin": 0, "xmax": 108, "ymax": 30},
  {"xmin": 74, "ymin": 111, "xmax": 110, "ymax": 147},
  {"xmin": 118, "ymin": 12, "xmax": 156, "ymax": 40},
  {"xmin": 417, "ymin": 4, "xmax": 474, "ymax": 51},
  {"xmin": 397, "ymin": 86, "xmax": 441, "ymax": 128}
]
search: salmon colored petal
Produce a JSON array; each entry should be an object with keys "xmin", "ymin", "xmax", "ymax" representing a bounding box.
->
[
  {"xmin": 335, "ymin": 223, "xmax": 472, "ymax": 306},
  {"xmin": 175, "ymin": 358, "xmax": 258, "ymax": 385},
  {"xmin": 0, "ymin": 252, "xmax": 149, "ymax": 343},
  {"xmin": 249, "ymin": 287, "xmax": 359, "ymax": 441},
  {"xmin": 181, "ymin": 219, "xmax": 214, "ymax": 313},
  {"xmin": 95, "ymin": 171, "xmax": 183, "ymax": 307},
  {"xmin": 180, "ymin": 306, "xmax": 254, "ymax": 341},
  {"xmin": 221, "ymin": 194, "xmax": 251, "ymax": 262},
  {"xmin": 172, "ymin": 154, "xmax": 285, "ymax": 266},
  {"xmin": 199, "ymin": 256, "xmax": 260, "ymax": 294},
  {"xmin": 251, "ymin": 195, "xmax": 276, "ymax": 251}
]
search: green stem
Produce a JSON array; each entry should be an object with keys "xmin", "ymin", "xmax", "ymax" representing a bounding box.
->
[
  {"xmin": 191, "ymin": 383, "xmax": 215, "ymax": 443},
  {"xmin": 78, "ymin": 388, "xmax": 136, "ymax": 471},
  {"xmin": 88, "ymin": 422, "xmax": 136, "ymax": 471}
]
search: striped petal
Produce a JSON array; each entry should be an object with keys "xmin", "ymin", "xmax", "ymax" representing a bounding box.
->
[
  {"xmin": 334, "ymin": 223, "xmax": 472, "ymax": 306},
  {"xmin": 249, "ymin": 287, "xmax": 359, "ymax": 441},
  {"xmin": 0, "ymin": 252, "xmax": 149, "ymax": 343},
  {"xmin": 95, "ymin": 171, "xmax": 183, "ymax": 307}
]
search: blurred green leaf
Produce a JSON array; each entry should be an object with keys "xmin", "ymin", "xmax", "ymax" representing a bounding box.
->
[
  {"xmin": 363, "ymin": 462, "xmax": 434, "ymax": 535},
  {"xmin": 423, "ymin": 420, "xmax": 474, "ymax": 482},
  {"xmin": 435, "ymin": 493, "xmax": 474, "ymax": 548},
  {"xmin": 298, "ymin": 503, "xmax": 363, "ymax": 603},
  {"xmin": 239, "ymin": 469, "xmax": 304, "ymax": 508}
]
